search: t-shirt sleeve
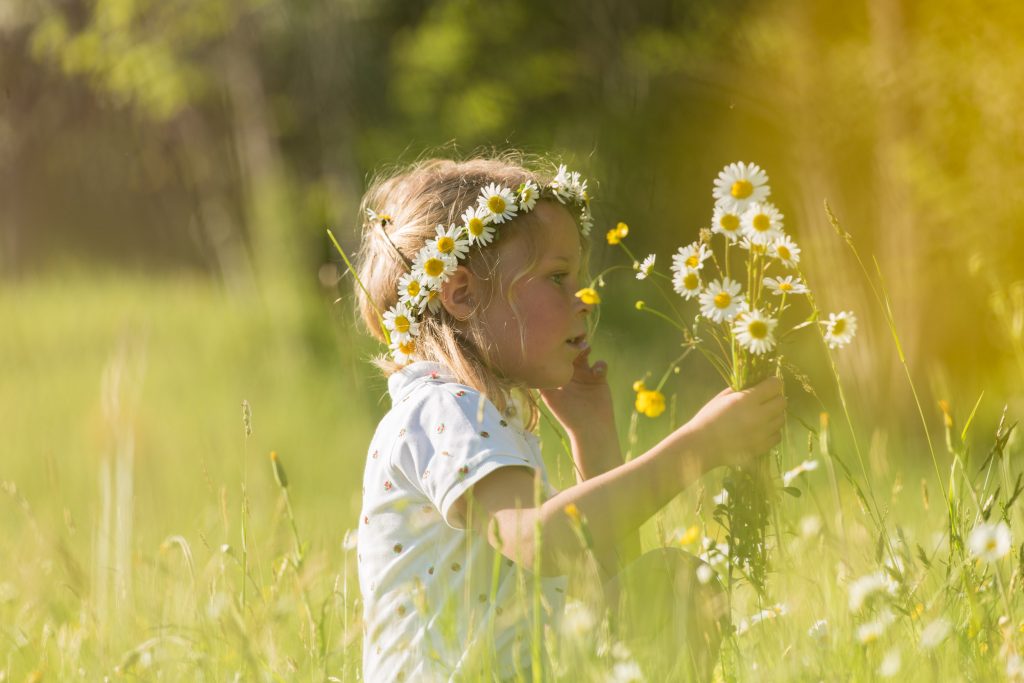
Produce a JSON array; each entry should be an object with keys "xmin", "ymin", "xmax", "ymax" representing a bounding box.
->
[{"xmin": 390, "ymin": 385, "xmax": 537, "ymax": 530}]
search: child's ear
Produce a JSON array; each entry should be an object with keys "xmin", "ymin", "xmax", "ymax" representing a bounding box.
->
[{"xmin": 440, "ymin": 265, "xmax": 476, "ymax": 320}]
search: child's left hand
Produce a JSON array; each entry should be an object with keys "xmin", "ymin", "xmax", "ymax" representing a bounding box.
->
[{"xmin": 539, "ymin": 346, "xmax": 615, "ymax": 435}]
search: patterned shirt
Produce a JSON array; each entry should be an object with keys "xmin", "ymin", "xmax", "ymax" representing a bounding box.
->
[{"xmin": 358, "ymin": 361, "xmax": 567, "ymax": 682}]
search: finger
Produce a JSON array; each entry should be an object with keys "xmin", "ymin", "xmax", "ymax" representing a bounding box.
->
[{"xmin": 752, "ymin": 376, "xmax": 784, "ymax": 401}]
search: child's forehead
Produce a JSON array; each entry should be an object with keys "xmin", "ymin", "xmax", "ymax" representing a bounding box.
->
[{"xmin": 531, "ymin": 202, "xmax": 584, "ymax": 258}]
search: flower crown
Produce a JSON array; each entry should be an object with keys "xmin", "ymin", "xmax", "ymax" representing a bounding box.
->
[{"xmin": 370, "ymin": 165, "xmax": 592, "ymax": 365}]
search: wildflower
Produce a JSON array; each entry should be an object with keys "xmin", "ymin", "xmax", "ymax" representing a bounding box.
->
[
  {"xmin": 741, "ymin": 202, "xmax": 785, "ymax": 245},
  {"xmin": 808, "ymin": 619, "xmax": 829, "ymax": 640},
  {"xmin": 412, "ymin": 246, "xmax": 457, "ymax": 288},
  {"xmin": 677, "ymin": 525, "xmax": 700, "ymax": 545},
  {"xmin": 672, "ymin": 241, "xmax": 711, "ymax": 273},
  {"xmin": 461, "ymin": 206, "xmax": 496, "ymax": 247},
  {"xmin": 518, "ymin": 180, "xmax": 540, "ymax": 211},
  {"xmin": 696, "ymin": 563, "xmax": 715, "ymax": 584},
  {"xmin": 366, "ymin": 208, "xmax": 393, "ymax": 226},
  {"xmin": 633, "ymin": 254, "xmax": 656, "ymax": 280},
  {"xmin": 575, "ymin": 288, "xmax": 601, "ymax": 305},
  {"xmin": 561, "ymin": 600, "xmax": 596, "ymax": 638},
  {"xmin": 699, "ymin": 278, "xmax": 746, "ymax": 324},
  {"xmin": 700, "ymin": 537, "xmax": 730, "ymax": 567},
  {"xmin": 632, "ymin": 379, "xmax": 647, "ymax": 392},
  {"xmin": 383, "ymin": 304, "xmax": 420, "ymax": 344},
  {"xmin": 736, "ymin": 604, "xmax": 787, "ymax": 635},
  {"xmin": 857, "ymin": 609, "xmax": 895, "ymax": 644},
  {"xmin": 879, "ymin": 648, "xmax": 901, "ymax": 677},
  {"xmin": 398, "ymin": 272, "xmax": 426, "ymax": 310},
  {"xmin": 801, "ymin": 515, "xmax": 823, "ymax": 538},
  {"xmin": 713, "ymin": 161, "xmax": 770, "ymax": 213},
  {"xmin": 429, "ymin": 223, "xmax": 470, "ymax": 260},
  {"xmin": 607, "ymin": 660, "xmax": 644, "ymax": 683},
  {"xmin": 1008, "ymin": 653, "xmax": 1024, "ymax": 681},
  {"xmin": 606, "ymin": 221, "xmax": 629, "ymax": 245},
  {"xmin": 635, "ymin": 389, "xmax": 665, "ymax": 418},
  {"xmin": 968, "ymin": 521, "xmax": 1012, "ymax": 562},
  {"xmin": 919, "ymin": 617, "xmax": 951, "ymax": 650},
  {"xmin": 579, "ymin": 208, "xmax": 594, "ymax": 236},
  {"xmin": 672, "ymin": 269, "xmax": 702, "ymax": 300},
  {"xmin": 551, "ymin": 165, "xmax": 586, "ymax": 204},
  {"xmin": 733, "ymin": 309, "xmax": 778, "ymax": 355},
  {"xmin": 782, "ymin": 459, "xmax": 819, "ymax": 487},
  {"xmin": 713, "ymin": 489, "xmax": 729, "ymax": 506},
  {"xmin": 711, "ymin": 206, "xmax": 743, "ymax": 243},
  {"xmin": 848, "ymin": 571, "xmax": 897, "ymax": 612},
  {"xmin": 738, "ymin": 236, "xmax": 768, "ymax": 255},
  {"xmin": 763, "ymin": 275, "xmax": 808, "ymax": 296},
  {"xmin": 478, "ymin": 183, "xmax": 519, "ymax": 224},
  {"xmin": 390, "ymin": 337, "xmax": 417, "ymax": 364},
  {"xmin": 822, "ymin": 311, "xmax": 858, "ymax": 349},
  {"xmin": 771, "ymin": 234, "xmax": 801, "ymax": 268},
  {"xmin": 564, "ymin": 503, "xmax": 582, "ymax": 524}
]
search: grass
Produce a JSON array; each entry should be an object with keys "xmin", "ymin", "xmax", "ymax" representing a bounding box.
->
[{"xmin": 2, "ymin": 267, "xmax": 1023, "ymax": 681}]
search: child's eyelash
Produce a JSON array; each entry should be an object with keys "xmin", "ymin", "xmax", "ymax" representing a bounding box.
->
[{"xmin": 550, "ymin": 272, "xmax": 568, "ymax": 284}]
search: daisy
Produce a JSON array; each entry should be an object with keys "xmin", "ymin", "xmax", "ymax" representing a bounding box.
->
[
  {"xmin": 848, "ymin": 571, "xmax": 897, "ymax": 612},
  {"xmin": 578, "ymin": 207, "xmax": 593, "ymax": 236},
  {"xmin": 424, "ymin": 288, "xmax": 442, "ymax": 314},
  {"xmin": 397, "ymin": 272, "xmax": 426, "ymax": 310},
  {"xmin": 550, "ymin": 164, "xmax": 575, "ymax": 204},
  {"xmin": 919, "ymin": 618, "xmax": 951, "ymax": 650},
  {"xmin": 763, "ymin": 275, "xmax": 808, "ymax": 296},
  {"xmin": 967, "ymin": 520, "xmax": 1012, "ymax": 562},
  {"xmin": 711, "ymin": 206, "xmax": 743, "ymax": 243},
  {"xmin": 429, "ymin": 223, "xmax": 470, "ymax": 261},
  {"xmin": 823, "ymin": 311, "xmax": 857, "ymax": 349},
  {"xmin": 771, "ymin": 234, "xmax": 801, "ymax": 268},
  {"xmin": 389, "ymin": 337, "xmax": 417, "ymax": 365},
  {"xmin": 699, "ymin": 277, "xmax": 745, "ymax": 324},
  {"xmin": 738, "ymin": 235, "xmax": 769, "ymax": 255},
  {"xmin": 879, "ymin": 648, "xmax": 901, "ymax": 678},
  {"xmin": 673, "ymin": 269, "xmax": 702, "ymax": 300},
  {"xmin": 713, "ymin": 161, "xmax": 770, "ymax": 213},
  {"xmin": 672, "ymin": 241, "xmax": 711, "ymax": 273},
  {"xmin": 412, "ymin": 246, "xmax": 457, "ymax": 288},
  {"xmin": 741, "ymin": 202, "xmax": 785, "ymax": 245},
  {"xmin": 517, "ymin": 180, "xmax": 540, "ymax": 211},
  {"xmin": 477, "ymin": 183, "xmax": 519, "ymax": 224},
  {"xmin": 733, "ymin": 308, "xmax": 778, "ymax": 355},
  {"xmin": 635, "ymin": 254, "xmax": 656, "ymax": 280},
  {"xmin": 782, "ymin": 459, "xmax": 819, "ymax": 487},
  {"xmin": 461, "ymin": 206, "xmax": 496, "ymax": 247},
  {"xmin": 857, "ymin": 613, "xmax": 893, "ymax": 644},
  {"xmin": 383, "ymin": 304, "xmax": 420, "ymax": 343},
  {"xmin": 366, "ymin": 208, "xmax": 392, "ymax": 226}
]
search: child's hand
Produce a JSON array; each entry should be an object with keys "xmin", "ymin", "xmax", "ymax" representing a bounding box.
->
[
  {"xmin": 682, "ymin": 376, "xmax": 786, "ymax": 469},
  {"xmin": 539, "ymin": 346, "xmax": 615, "ymax": 435}
]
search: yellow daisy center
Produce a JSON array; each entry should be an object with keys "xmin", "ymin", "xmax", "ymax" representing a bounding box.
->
[
  {"xmin": 832, "ymin": 319, "xmax": 846, "ymax": 335},
  {"xmin": 427, "ymin": 290, "xmax": 438, "ymax": 301},
  {"xmin": 683, "ymin": 273, "xmax": 699, "ymax": 290},
  {"xmin": 720, "ymin": 214, "xmax": 740, "ymax": 232},
  {"xmin": 778, "ymin": 282, "xmax": 792, "ymax": 292},
  {"xmin": 468, "ymin": 217, "xmax": 484, "ymax": 236},
  {"xmin": 685, "ymin": 254, "xmax": 700, "ymax": 268},
  {"xmin": 748, "ymin": 320, "xmax": 768, "ymax": 339},
  {"xmin": 714, "ymin": 292, "xmax": 732, "ymax": 309},
  {"xmin": 437, "ymin": 236, "xmax": 455, "ymax": 254},
  {"xmin": 394, "ymin": 315, "xmax": 410, "ymax": 334},
  {"xmin": 731, "ymin": 179, "xmax": 753, "ymax": 199},
  {"xmin": 424, "ymin": 258, "xmax": 445, "ymax": 278},
  {"xmin": 777, "ymin": 245, "xmax": 791, "ymax": 260},
  {"xmin": 753, "ymin": 214, "xmax": 771, "ymax": 232},
  {"xmin": 398, "ymin": 339, "xmax": 416, "ymax": 355},
  {"xmin": 406, "ymin": 280, "xmax": 421, "ymax": 297},
  {"xmin": 487, "ymin": 195, "xmax": 506, "ymax": 214},
  {"xmin": 987, "ymin": 539, "xmax": 998, "ymax": 551}
]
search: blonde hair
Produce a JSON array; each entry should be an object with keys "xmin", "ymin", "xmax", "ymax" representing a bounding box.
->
[{"xmin": 353, "ymin": 152, "xmax": 591, "ymax": 432}]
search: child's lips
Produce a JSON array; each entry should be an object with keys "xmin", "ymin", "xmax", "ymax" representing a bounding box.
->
[{"xmin": 565, "ymin": 334, "xmax": 589, "ymax": 350}]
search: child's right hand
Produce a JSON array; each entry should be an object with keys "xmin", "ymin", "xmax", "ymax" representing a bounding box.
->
[{"xmin": 682, "ymin": 376, "xmax": 787, "ymax": 469}]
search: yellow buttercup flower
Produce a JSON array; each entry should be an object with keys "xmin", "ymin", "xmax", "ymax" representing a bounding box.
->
[
  {"xmin": 606, "ymin": 222, "xmax": 630, "ymax": 245},
  {"xmin": 575, "ymin": 288, "xmax": 601, "ymax": 305},
  {"xmin": 635, "ymin": 388, "xmax": 666, "ymax": 418},
  {"xmin": 632, "ymin": 379, "xmax": 646, "ymax": 392}
]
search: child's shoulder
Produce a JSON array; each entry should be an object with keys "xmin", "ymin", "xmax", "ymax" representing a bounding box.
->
[{"xmin": 381, "ymin": 361, "xmax": 504, "ymax": 429}]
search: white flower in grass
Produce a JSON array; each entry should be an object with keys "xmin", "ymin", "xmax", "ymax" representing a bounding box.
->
[
  {"xmin": 782, "ymin": 459, "xmax": 819, "ymax": 487},
  {"xmin": 823, "ymin": 311, "xmax": 858, "ymax": 349},
  {"xmin": 771, "ymin": 234, "xmax": 801, "ymax": 268},
  {"xmin": 696, "ymin": 563, "xmax": 715, "ymax": 584},
  {"xmin": 848, "ymin": 571, "xmax": 898, "ymax": 612},
  {"xmin": 801, "ymin": 515, "xmax": 823, "ymax": 538},
  {"xmin": 672, "ymin": 269, "xmax": 702, "ymax": 300},
  {"xmin": 735, "ymin": 604, "xmax": 787, "ymax": 635},
  {"xmin": 607, "ymin": 660, "xmax": 644, "ymax": 683},
  {"xmin": 879, "ymin": 648, "xmax": 901, "ymax": 677},
  {"xmin": 808, "ymin": 619, "xmax": 829, "ymax": 640},
  {"xmin": 383, "ymin": 304, "xmax": 420, "ymax": 343},
  {"xmin": 733, "ymin": 309, "xmax": 778, "ymax": 356},
  {"xmin": 713, "ymin": 489, "xmax": 729, "ymax": 505},
  {"xmin": 700, "ymin": 537, "xmax": 729, "ymax": 567},
  {"xmin": 699, "ymin": 278, "xmax": 745, "ymax": 324},
  {"xmin": 968, "ymin": 520, "xmax": 1012, "ymax": 562},
  {"xmin": 429, "ymin": 224, "xmax": 470, "ymax": 261},
  {"xmin": 672, "ymin": 241, "xmax": 711, "ymax": 273},
  {"xmin": 857, "ymin": 609, "xmax": 895, "ymax": 644},
  {"xmin": 711, "ymin": 206, "xmax": 743, "ymax": 243},
  {"xmin": 478, "ymin": 183, "xmax": 519, "ymax": 224},
  {"xmin": 741, "ymin": 202, "xmax": 785, "ymax": 245},
  {"xmin": 397, "ymin": 272, "xmax": 427, "ymax": 312},
  {"xmin": 579, "ymin": 208, "xmax": 594, "ymax": 236},
  {"xmin": 389, "ymin": 337, "xmax": 417, "ymax": 365},
  {"xmin": 919, "ymin": 617, "xmax": 951, "ymax": 650},
  {"xmin": 412, "ymin": 246, "xmax": 457, "ymax": 288},
  {"xmin": 1008, "ymin": 653, "xmax": 1024, "ymax": 681},
  {"xmin": 635, "ymin": 254, "xmax": 656, "ymax": 280},
  {"xmin": 550, "ymin": 165, "xmax": 576, "ymax": 204},
  {"xmin": 763, "ymin": 275, "xmax": 808, "ymax": 296},
  {"xmin": 561, "ymin": 600, "xmax": 596, "ymax": 638},
  {"xmin": 518, "ymin": 180, "xmax": 540, "ymax": 211},
  {"xmin": 461, "ymin": 206, "xmax": 496, "ymax": 247},
  {"xmin": 713, "ymin": 161, "xmax": 770, "ymax": 213}
]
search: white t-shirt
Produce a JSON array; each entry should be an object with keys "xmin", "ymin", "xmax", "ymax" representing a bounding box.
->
[{"xmin": 358, "ymin": 361, "xmax": 568, "ymax": 682}]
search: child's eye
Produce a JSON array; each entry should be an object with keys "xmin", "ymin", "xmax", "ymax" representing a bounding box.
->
[{"xmin": 549, "ymin": 272, "xmax": 568, "ymax": 285}]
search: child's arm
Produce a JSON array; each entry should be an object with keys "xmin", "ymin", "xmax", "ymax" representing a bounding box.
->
[{"xmin": 461, "ymin": 376, "xmax": 786, "ymax": 577}]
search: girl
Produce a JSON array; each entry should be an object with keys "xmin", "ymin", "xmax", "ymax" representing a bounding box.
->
[{"xmin": 353, "ymin": 154, "xmax": 786, "ymax": 681}]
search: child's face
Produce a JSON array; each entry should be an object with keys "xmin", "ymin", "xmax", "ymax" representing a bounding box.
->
[{"xmin": 481, "ymin": 201, "xmax": 591, "ymax": 389}]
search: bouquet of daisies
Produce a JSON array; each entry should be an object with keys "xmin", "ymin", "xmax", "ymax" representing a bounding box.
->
[{"xmin": 610, "ymin": 162, "xmax": 857, "ymax": 596}]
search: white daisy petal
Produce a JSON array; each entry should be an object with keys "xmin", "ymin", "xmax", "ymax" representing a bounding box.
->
[
  {"xmin": 382, "ymin": 304, "xmax": 421, "ymax": 344},
  {"xmin": 712, "ymin": 161, "xmax": 770, "ymax": 213},
  {"xmin": 763, "ymin": 275, "xmax": 808, "ymax": 296},
  {"xmin": 822, "ymin": 311, "xmax": 857, "ymax": 349},
  {"xmin": 461, "ymin": 206, "xmax": 496, "ymax": 247},
  {"xmin": 967, "ymin": 521, "xmax": 1012, "ymax": 562},
  {"xmin": 518, "ymin": 180, "xmax": 540, "ymax": 211},
  {"xmin": 771, "ymin": 234, "xmax": 801, "ymax": 268},
  {"xmin": 699, "ymin": 277, "xmax": 746, "ymax": 324},
  {"xmin": 741, "ymin": 202, "xmax": 785, "ymax": 245},
  {"xmin": 732, "ymin": 308, "xmax": 778, "ymax": 355},
  {"xmin": 711, "ymin": 206, "xmax": 743, "ymax": 243},
  {"xmin": 412, "ymin": 246, "xmax": 457, "ymax": 289},
  {"xmin": 671, "ymin": 242, "xmax": 711, "ymax": 274},
  {"xmin": 636, "ymin": 254, "xmax": 656, "ymax": 280},
  {"xmin": 389, "ymin": 337, "xmax": 417, "ymax": 365},
  {"xmin": 673, "ymin": 269, "xmax": 702, "ymax": 300},
  {"xmin": 477, "ymin": 183, "xmax": 519, "ymax": 224},
  {"xmin": 397, "ymin": 272, "xmax": 426, "ymax": 311},
  {"xmin": 430, "ymin": 223, "xmax": 471, "ymax": 261}
]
